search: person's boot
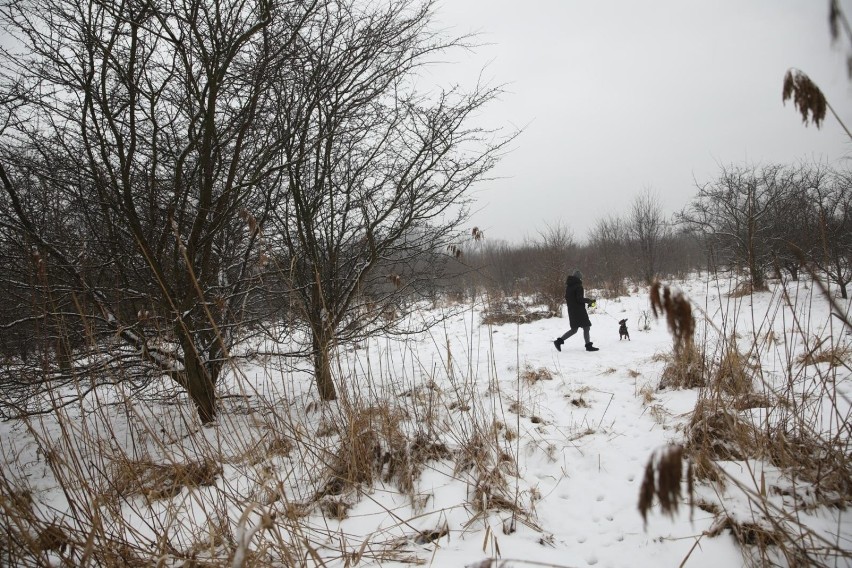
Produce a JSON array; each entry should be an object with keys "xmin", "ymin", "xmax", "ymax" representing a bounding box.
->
[
  {"xmin": 554, "ymin": 338, "xmax": 564, "ymax": 352},
  {"xmin": 585, "ymin": 342, "xmax": 599, "ymax": 352}
]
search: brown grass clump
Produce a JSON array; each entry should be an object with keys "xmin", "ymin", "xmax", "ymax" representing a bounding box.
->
[
  {"xmin": 764, "ymin": 427, "xmax": 852, "ymax": 503},
  {"xmin": 472, "ymin": 465, "xmax": 518, "ymax": 515},
  {"xmin": 454, "ymin": 429, "xmax": 523, "ymax": 517},
  {"xmin": 797, "ymin": 343, "xmax": 851, "ymax": 368},
  {"xmin": 638, "ymin": 444, "xmax": 693, "ymax": 525},
  {"xmin": 318, "ymin": 404, "xmax": 404, "ymax": 498},
  {"xmin": 728, "ymin": 280, "xmax": 766, "ymax": 298},
  {"xmin": 414, "ymin": 525, "xmax": 449, "ymax": 545},
  {"xmin": 705, "ymin": 514, "xmax": 811, "ymax": 566},
  {"xmin": 112, "ymin": 458, "xmax": 221, "ymax": 500},
  {"xmin": 521, "ymin": 364, "xmax": 554, "ymax": 384},
  {"xmin": 455, "ymin": 431, "xmax": 489, "ymax": 474},
  {"xmin": 710, "ymin": 340, "xmax": 756, "ymax": 396},
  {"xmin": 658, "ymin": 343, "xmax": 705, "ymax": 390},
  {"xmin": 651, "ymin": 281, "xmax": 707, "ymax": 390},
  {"xmin": 317, "ymin": 403, "xmax": 451, "ymax": 504},
  {"xmin": 685, "ymin": 399, "xmax": 758, "ymax": 463},
  {"xmin": 481, "ymin": 297, "xmax": 555, "ymax": 326},
  {"xmin": 732, "ymin": 392, "xmax": 773, "ymax": 411},
  {"xmin": 35, "ymin": 523, "xmax": 70, "ymax": 554},
  {"xmin": 706, "ymin": 515, "xmax": 782, "ymax": 548},
  {"xmin": 320, "ymin": 499, "xmax": 351, "ymax": 520},
  {"xmin": 638, "ymin": 383, "xmax": 655, "ymax": 405}
]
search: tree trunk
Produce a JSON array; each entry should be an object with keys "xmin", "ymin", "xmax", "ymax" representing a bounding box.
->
[
  {"xmin": 313, "ymin": 326, "xmax": 337, "ymax": 401},
  {"xmin": 748, "ymin": 248, "xmax": 764, "ymax": 290},
  {"xmin": 184, "ymin": 365, "xmax": 217, "ymax": 424},
  {"xmin": 787, "ymin": 264, "xmax": 798, "ymax": 281},
  {"xmin": 177, "ymin": 334, "xmax": 218, "ymax": 424},
  {"xmin": 833, "ymin": 257, "xmax": 849, "ymax": 300}
]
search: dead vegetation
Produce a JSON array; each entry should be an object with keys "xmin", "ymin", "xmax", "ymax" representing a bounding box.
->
[
  {"xmin": 638, "ymin": 444, "xmax": 693, "ymax": 525},
  {"xmin": 709, "ymin": 338, "xmax": 756, "ymax": 397},
  {"xmin": 644, "ymin": 276, "xmax": 852, "ymax": 566},
  {"xmin": 112, "ymin": 458, "xmax": 222, "ymax": 500},
  {"xmin": 728, "ymin": 280, "xmax": 767, "ymax": 298},
  {"xmin": 521, "ymin": 364, "xmax": 554, "ymax": 384},
  {"xmin": 651, "ymin": 281, "xmax": 706, "ymax": 390},
  {"xmin": 481, "ymin": 297, "xmax": 556, "ymax": 326},
  {"xmin": 797, "ymin": 342, "xmax": 851, "ymax": 368},
  {"xmin": 658, "ymin": 343, "xmax": 705, "ymax": 390},
  {"xmin": 0, "ymin": 304, "xmax": 552, "ymax": 568}
]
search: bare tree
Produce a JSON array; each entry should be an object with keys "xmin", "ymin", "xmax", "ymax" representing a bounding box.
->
[
  {"xmin": 810, "ymin": 169, "xmax": 852, "ymax": 298},
  {"xmin": 762, "ymin": 163, "xmax": 833, "ymax": 281},
  {"xmin": 588, "ymin": 214, "xmax": 630, "ymax": 295},
  {"xmin": 0, "ymin": 0, "xmax": 317, "ymax": 422},
  {"xmin": 532, "ymin": 222, "xmax": 575, "ymax": 315},
  {"xmin": 628, "ymin": 189, "xmax": 669, "ymax": 284},
  {"xmin": 473, "ymin": 239, "xmax": 537, "ymax": 298},
  {"xmin": 679, "ymin": 164, "xmax": 795, "ymax": 290},
  {"xmin": 264, "ymin": 0, "xmax": 512, "ymax": 400}
]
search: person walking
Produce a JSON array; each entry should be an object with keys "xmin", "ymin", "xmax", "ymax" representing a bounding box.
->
[{"xmin": 554, "ymin": 269, "xmax": 599, "ymax": 352}]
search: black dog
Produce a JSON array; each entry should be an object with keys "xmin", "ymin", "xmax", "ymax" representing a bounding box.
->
[{"xmin": 618, "ymin": 319, "xmax": 630, "ymax": 341}]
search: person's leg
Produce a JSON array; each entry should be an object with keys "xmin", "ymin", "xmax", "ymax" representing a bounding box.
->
[
  {"xmin": 584, "ymin": 326, "xmax": 599, "ymax": 351},
  {"xmin": 554, "ymin": 326, "xmax": 578, "ymax": 351},
  {"xmin": 560, "ymin": 327, "xmax": 578, "ymax": 341}
]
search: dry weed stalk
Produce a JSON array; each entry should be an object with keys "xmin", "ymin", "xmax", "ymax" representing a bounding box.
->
[
  {"xmin": 638, "ymin": 444, "xmax": 693, "ymax": 526},
  {"xmin": 650, "ymin": 280, "xmax": 695, "ymax": 355},
  {"xmin": 651, "ymin": 280, "xmax": 706, "ymax": 390},
  {"xmin": 782, "ymin": 67, "xmax": 852, "ymax": 140},
  {"xmin": 782, "ymin": 69, "xmax": 827, "ymax": 128}
]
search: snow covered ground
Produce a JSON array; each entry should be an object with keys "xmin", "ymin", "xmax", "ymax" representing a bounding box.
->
[{"xmin": 1, "ymin": 273, "xmax": 850, "ymax": 567}]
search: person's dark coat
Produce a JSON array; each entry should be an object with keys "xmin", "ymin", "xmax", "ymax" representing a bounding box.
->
[{"xmin": 565, "ymin": 275, "xmax": 592, "ymax": 328}]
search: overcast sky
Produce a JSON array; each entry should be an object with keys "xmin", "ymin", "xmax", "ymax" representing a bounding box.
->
[{"xmin": 429, "ymin": 0, "xmax": 852, "ymax": 244}]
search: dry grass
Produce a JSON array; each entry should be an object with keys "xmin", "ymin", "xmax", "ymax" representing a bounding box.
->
[
  {"xmin": 638, "ymin": 383, "xmax": 655, "ymax": 405},
  {"xmin": 709, "ymin": 339, "xmax": 756, "ymax": 396},
  {"xmin": 658, "ymin": 343, "xmax": 705, "ymax": 390},
  {"xmin": 728, "ymin": 280, "xmax": 766, "ymax": 298},
  {"xmin": 481, "ymin": 297, "xmax": 555, "ymax": 326},
  {"xmin": 0, "ymin": 319, "xmax": 541, "ymax": 568},
  {"xmin": 520, "ymin": 364, "xmax": 554, "ymax": 384},
  {"xmin": 685, "ymin": 399, "xmax": 759, "ymax": 463},
  {"xmin": 651, "ymin": 281, "xmax": 706, "ymax": 391},
  {"xmin": 646, "ymin": 273, "xmax": 852, "ymax": 566},
  {"xmin": 113, "ymin": 458, "xmax": 219, "ymax": 502},
  {"xmin": 797, "ymin": 343, "xmax": 851, "ymax": 368},
  {"xmin": 314, "ymin": 402, "xmax": 456, "ymax": 502}
]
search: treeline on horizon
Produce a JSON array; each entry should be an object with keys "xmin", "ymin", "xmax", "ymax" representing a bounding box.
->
[{"xmin": 441, "ymin": 161, "xmax": 852, "ymax": 314}]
